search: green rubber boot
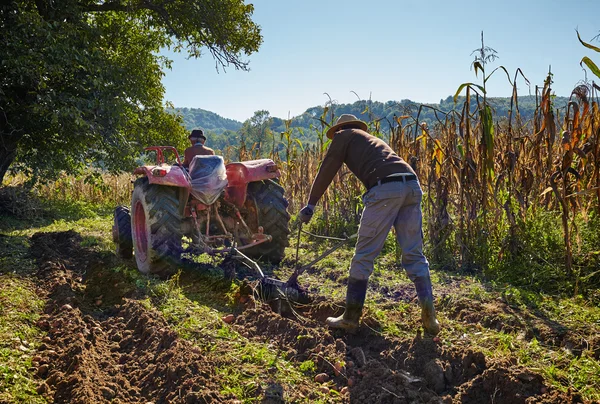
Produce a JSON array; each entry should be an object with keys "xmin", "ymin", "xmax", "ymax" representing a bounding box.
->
[
  {"xmin": 414, "ymin": 275, "xmax": 440, "ymax": 336},
  {"xmin": 326, "ymin": 277, "xmax": 368, "ymax": 331}
]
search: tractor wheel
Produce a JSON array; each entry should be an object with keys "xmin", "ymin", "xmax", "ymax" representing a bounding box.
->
[
  {"xmin": 130, "ymin": 177, "xmax": 182, "ymax": 278},
  {"xmin": 244, "ymin": 179, "xmax": 290, "ymax": 263},
  {"xmin": 113, "ymin": 206, "xmax": 133, "ymax": 259}
]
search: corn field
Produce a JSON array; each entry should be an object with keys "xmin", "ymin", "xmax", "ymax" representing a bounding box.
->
[
  {"xmin": 8, "ymin": 72, "xmax": 599, "ymax": 298},
  {"xmin": 265, "ymin": 74, "xmax": 600, "ymax": 297}
]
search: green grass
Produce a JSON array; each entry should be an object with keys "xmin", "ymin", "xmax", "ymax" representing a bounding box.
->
[{"xmin": 0, "ymin": 276, "xmax": 45, "ymax": 403}]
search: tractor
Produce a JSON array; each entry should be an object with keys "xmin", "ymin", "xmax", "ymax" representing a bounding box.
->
[{"xmin": 112, "ymin": 146, "xmax": 291, "ymax": 278}]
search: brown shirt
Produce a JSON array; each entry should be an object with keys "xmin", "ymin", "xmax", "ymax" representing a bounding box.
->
[
  {"xmin": 183, "ymin": 144, "xmax": 215, "ymax": 168},
  {"xmin": 308, "ymin": 128, "xmax": 415, "ymax": 205}
]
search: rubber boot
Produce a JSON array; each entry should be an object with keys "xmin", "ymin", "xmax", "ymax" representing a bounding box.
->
[
  {"xmin": 414, "ymin": 275, "xmax": 440, "ymax": 336},
  {"xmin": 326, "ymin": 277, "xmax": 368, "ymax": 331}
]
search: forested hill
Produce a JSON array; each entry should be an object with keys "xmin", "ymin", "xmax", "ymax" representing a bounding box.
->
[
  {"xmin": 175, "ymin": 95, "xmax": 569, "ymax": 135},
  {"xmin": 172, "ymin": 107, "xmax": 243, "ymax": 133}
]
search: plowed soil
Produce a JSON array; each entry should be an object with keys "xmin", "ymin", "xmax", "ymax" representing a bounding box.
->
[{"xmin": 27, "ymin": 231, "xmax": 584, "ymax": 403}]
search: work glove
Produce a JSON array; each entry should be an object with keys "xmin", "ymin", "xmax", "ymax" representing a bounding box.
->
[{"xmin": 298, "ymin": 204, "xmax": 315, "ymax": 224}]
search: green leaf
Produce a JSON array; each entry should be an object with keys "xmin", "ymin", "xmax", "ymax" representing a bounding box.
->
[
  {"xmin": 577, "ymin": 30, "xmax": 600, "ymax": 53},
  {"xmin": 485, "ymin": 65, "xmax": 512, "ymax": 86},
  {"xmin": 294, "ymin": 138, "xmax": 304, "ymax": 151},
  {"xmin": 581, "ymin": 57, "xmax": 600, "ymax": 80},
  {"xmin": 453, "ymin": 83, "xmax": 486, "ymax": 103}
]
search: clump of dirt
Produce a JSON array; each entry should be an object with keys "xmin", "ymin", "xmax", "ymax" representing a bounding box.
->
[
  {"xmin": 32, "ymin": 231, "xmax": 135, "ymax": 308},
  {"xmin": 443, "ymin": 296, "xmax": 525, "ymax": 334},
  {"xmin": 349, "ymin": 360, "xmax": 437, "ymax": 403},
  {"xmin": 449, "ymin": 364, "xmax": 584, "ymax": 404},
  {"xmin": 387, "ymin": 336, "xmax": 488, "ymax": 391},
  {"xmin": 234, "ymin": 303, "xmax": 345, "ymax": 373},
  {"xmin": 234, "ymin": 299, "xmax": 440, "ymax": 402},
  {"xmin": 36, "ymin": 301, "xmax": 225, "ymax": 403},
  {"xmin": 30, "ymin": 230, "xmax": 85, "ymax": 265},
  {"xmin": 31, "ymin": 231, "xmax": 227, "ymax": 403}
]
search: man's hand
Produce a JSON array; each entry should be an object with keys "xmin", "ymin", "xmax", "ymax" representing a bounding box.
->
[{"xmin": 298, "ymin": 205, "xmax": 315, "ymax": 224}]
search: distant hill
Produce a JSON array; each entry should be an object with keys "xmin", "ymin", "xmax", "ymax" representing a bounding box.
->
[
  {"xmin": 172, "ymin": 107, "xmax": 243, "ymax": 134},
  {"xmin": 173, "ymin": 95, "xmax": 571, "ymax": 151}
]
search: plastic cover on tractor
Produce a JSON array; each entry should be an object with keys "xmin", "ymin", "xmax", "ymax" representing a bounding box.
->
[{"xmin": 188, "ymin": 155, "xmax": 228, "ymax": 205}]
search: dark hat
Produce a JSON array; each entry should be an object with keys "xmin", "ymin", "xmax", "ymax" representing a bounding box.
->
[{"xmin": 189, "ymin": 129, "xmax": 206, "ymax": 140}]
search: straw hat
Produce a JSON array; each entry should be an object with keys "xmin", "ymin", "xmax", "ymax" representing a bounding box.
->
[{"xmin": 326, "ymin": 114, "xmax": 368, "ymax": 139}]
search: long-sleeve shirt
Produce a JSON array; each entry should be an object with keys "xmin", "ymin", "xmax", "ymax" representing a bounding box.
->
[
  {"xmin": 183, "ymin": 144, "xmax": 215, "ymax": 168},
  {"xmin": 307, "ymin": 128, "xmax": 415, "ymax": 206}
]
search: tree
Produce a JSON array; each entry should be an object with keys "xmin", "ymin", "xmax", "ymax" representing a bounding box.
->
[
  {"xmin": 0, "ymin": 0, "xmax": 262, "ymax": 183},
  {"xmin": 239, "ymin": 110, "xmax": 273, "ymax": 157}
]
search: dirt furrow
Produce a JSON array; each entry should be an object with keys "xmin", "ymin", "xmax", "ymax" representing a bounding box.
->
[{"xmin": 31, "ymin": 231, "xmax": 226, "ymax": 403}]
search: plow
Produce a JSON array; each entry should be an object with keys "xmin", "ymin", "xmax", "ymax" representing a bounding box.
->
[{"xmin": 112, "ymin": 146, "xmax": 355, "ymax": 307}]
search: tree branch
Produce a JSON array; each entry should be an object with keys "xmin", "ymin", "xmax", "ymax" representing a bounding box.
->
[{"xmin": 81, "ymin": 1, "xmax": 129, "ymax": 12}]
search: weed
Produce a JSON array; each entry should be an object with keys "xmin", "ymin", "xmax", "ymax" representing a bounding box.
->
[{"xmin": 299, "ymin": 360, "xmax": 316, "ymax": 374}]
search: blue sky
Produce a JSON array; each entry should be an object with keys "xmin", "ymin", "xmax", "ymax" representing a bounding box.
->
[{"xmin": 161, "ymin": 0, "xmax": 599, "ymax": 122}]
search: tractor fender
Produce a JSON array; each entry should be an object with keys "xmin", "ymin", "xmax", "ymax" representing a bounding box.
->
[
  {"xmin": 225, "ymin": 159, "xmax": 280, "ymax": 207},
  {"xmin": 134, "ymin": 165, "xmax": 190, "ymax": 216},
  {"xmin": 133, "ymin": 165, "xmax": 191, "ymax": 189}
]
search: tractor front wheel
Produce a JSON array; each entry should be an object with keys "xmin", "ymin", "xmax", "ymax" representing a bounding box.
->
[
  {"xmin": 131, "ymin": 177, "xmax": 182, "ymax": 278},
  {"xmin": 113, "ymin": 206, "xmax": 133, "ymax": 259}
]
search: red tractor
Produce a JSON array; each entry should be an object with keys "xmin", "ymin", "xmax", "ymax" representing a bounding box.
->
[{"xmin": 113, "ymin": 146, "xmax": 290, "ymax": 277}]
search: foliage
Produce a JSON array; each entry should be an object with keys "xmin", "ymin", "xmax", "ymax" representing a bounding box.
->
[
  {"xmin": 0, "ymin": 277, "xmax": 45, "ymax": 403},
  {"xmin": 238, "ymin": 110, "xmax": 275, "ymax": 158},
  {"xmin": 578, "ymin": 30, "xmax": 600, "ymax": 80},
  {"xmin": 173, "ymin": 107, "xmax": 243, "ymax": 134},
  {"xmin": 0, "ymin": 0, "xmax": 262, "ymax": 183}
]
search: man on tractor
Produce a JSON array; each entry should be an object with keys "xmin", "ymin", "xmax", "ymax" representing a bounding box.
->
[
  {"xmin": 298, "ymin": 114, "xmax": 440, "ymax": 336},
  {"xmin": 183, "ymin": 129, "xmax": 215, "ymax": 168}
]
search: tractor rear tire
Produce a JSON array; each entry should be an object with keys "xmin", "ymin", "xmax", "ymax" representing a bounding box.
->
[
  {"xmin": 131, "ymin": 177, "xmax": 182, "ymax": 278},
  {"xmin": 245, "ymin": 180, "xmax": 290, "ymax": 263},
  {"xmin": 113, "ymin": 206, "xmax": 133, "ymax": 259}
]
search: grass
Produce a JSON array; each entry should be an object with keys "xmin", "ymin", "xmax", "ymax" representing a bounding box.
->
[{"xmin": 0, "ymin": 276, "xmax": 45, "ymax": 403}]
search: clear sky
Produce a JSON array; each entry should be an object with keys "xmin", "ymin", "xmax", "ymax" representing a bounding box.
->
[{"xmin": 161, "ymin": 0, "xmax": 599, "ymax": 122}]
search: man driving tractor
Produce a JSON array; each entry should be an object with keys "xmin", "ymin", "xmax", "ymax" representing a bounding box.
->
[
  {"xmin": 298, "ymin": 114, "xmax": 440, "ymax": 335},
  {"xmin": 183, "ymin": 129, "xmax": 215, "ymax": 168}
]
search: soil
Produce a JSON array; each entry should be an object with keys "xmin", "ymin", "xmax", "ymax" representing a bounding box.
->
[
  {"xmin": 24, "ymin": 231, "xmax": 587, "ymax": 403},
  {"xmin": 30, "ymin": 231, "xmax": 225, "ymax": 403}
]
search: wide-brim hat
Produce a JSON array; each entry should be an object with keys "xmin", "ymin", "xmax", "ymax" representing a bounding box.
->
[
  {"xmin": 189, "ymin": 129, "xmax": 206, "ymax": 140},
  {"xmin": 326, "ymin": 114, "xmax": 368, "ymax": 139}
]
